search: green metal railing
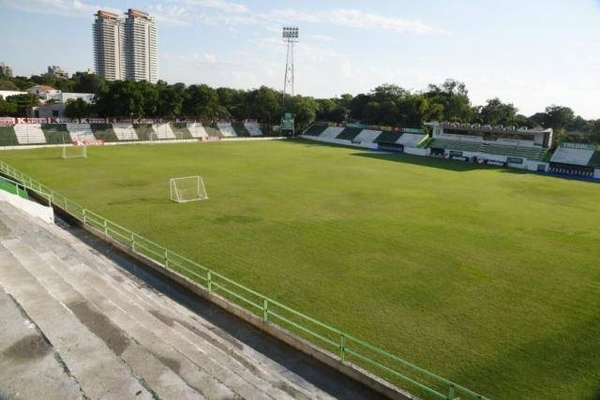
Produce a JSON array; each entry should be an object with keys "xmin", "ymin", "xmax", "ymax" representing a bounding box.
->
[
  {"xmin": 0, "ymin": 175, "xmax": 28, "ymax": 199},
  {"xmin": 0, "ymin": 159, "xmax": 489, "ymax": 400}
]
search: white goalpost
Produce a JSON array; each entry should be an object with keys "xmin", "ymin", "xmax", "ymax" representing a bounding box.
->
[
  {"xmin": 170, "ymin": 176, "xmax": 208, "ymax": 202},
  {"xmin": 62, "ymin": 145, "xmax": 87, "ymax": 159}
]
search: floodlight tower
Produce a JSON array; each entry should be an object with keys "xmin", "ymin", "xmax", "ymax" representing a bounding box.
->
[{"xmin": 281, "ymin": 26, "xmax": 298, "ymax": 136}]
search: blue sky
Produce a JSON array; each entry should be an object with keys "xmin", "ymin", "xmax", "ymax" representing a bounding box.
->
[{"xmin": 1, "ymin": 0, "xmax": 599, "ymax": 119}]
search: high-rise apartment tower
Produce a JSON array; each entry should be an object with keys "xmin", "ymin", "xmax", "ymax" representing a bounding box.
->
[
  {"xmin": 124, "ymin": 9, "xmax": 158, "ymax": 83},
  {"xmin": 93, "ymin": 10, "xmax": 125, "ymax": 81},
  {"xmin": 93, "ymin": 9, "xmax": 157, "ymax": 83}
]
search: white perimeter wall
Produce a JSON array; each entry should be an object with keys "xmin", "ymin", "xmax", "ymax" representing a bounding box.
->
[{"xmin": 0, "ymin": 192, "xmax": 54, "ymax": 224}]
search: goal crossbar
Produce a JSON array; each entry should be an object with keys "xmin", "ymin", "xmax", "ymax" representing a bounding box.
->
[{"xmin": 170, "ymin": 176, "xmax": 208, "ymax": 203}]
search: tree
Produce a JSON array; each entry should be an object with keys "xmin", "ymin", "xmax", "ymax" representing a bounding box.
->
[
  {"xmin": 248, "ymin": 86, "xmax": 280, "ymax": 124},
  {"xmin": 156, "ymin": 81, "xmax": 185, "ymax": 119},
  {"xmin": 73, "ymin": 73, "xmax": 107, "ymax": 94},
  {"xmin": 183, "ymin": 84, "xmax": 219, "ymax": 120},
  {"xmin": 0, "ymin": 95, "xmax": 18, "ymax": 116},
  {"xmin": 64, "ymin": 98, "xmax": 91, "ymax": 120},
  {"xmin": 0, "ymin": 80, "xmax": 19, "ymax": 91},
  {"xmin": 545, "ymin": 105, "xmax": 574, "ymax": 131},
  {"xmin": 5, "ymin": 93, "xmax": 39, "ymax": 116},
  {"xmin": 291, "ymin": 95, "xmax": 319, "ymax": 131},
  {"xmin": 478, "ymin": 98, "xmax": 518, "ymax": 126},
  {"xmin": 423, "ymin": 78, "xmax": 474, "ymax": 122}
]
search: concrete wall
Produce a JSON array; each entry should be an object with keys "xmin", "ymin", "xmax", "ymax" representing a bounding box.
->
[{"xmin": 0, "ymin": 190, "xmax": 54, "ymax": 223}]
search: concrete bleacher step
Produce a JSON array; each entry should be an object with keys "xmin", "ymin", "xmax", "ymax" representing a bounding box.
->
[
  {"xmin": 38, "ymin": 251, "xmax": 223, "ymax": 399},
  {"xmin": 13, "ymin": 124, "xmax": 47, "ymax": 144},
  {"xmin": 3, "ymin": 204, "xmax": 320, "ymax": 399},
  {"xmin": 0, "ymin": 240, "xmax": 153, "ymax": 399},
  {"xmin": 43, "ymin": 248, "xmax": 313, "ymax": 399},
  {"xmin": 0, "ymin": 284, "xmax": 83, "ymax": 400}
]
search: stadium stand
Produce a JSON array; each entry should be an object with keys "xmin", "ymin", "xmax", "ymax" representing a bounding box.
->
[
  {"xmin": 171, "ymin": 123, "xmax": 193, "ymax": 140},
  {"xmin": 320, "ymin": 126, "xmax": 345, "ymax": 139},
  {"xmin": 353, "ymin": 129, "xmax": 382, "ymax": 144},
  {"xmin": 550, "ymin": 145, "xmax": 595, "ymax": 166},
  {"xmin": 134, "ymin": 124, "xmax": 154, "ymax": 141},
  {"xmin": 429, "ymin": 138, "xmax": 482, "ymax": 153},
  {"xmin": 481, "ymin": 143, "xmax": 544, "ymax": 160},
  {"xmin": 41, "ymin": 123, "xmax": 70, "ymax": 144},
  {"xmin": 66, "ymin": 123, "xmax": 96, "ymax": 143},
  {"xmin": 152, "ymin": 123, "xmax": 177, "ymax": 140},
  {"xmin": 112, "ymin": 123, "xmax": 139, "ymax": 141},
  {"xmin": 397, "ymin": 133, "xmax": 427, "ymax": 147},
  {"xmin": 588, "ymin": 151, "xmax": 600, "ymax": 167},
  {"xmin": 302, "ymin": 124, "xmax": 328, "ymax": 136},
  {"xmin": 216, "ymin": 122, "xmax": 237, "ymax": 137},
  {"xmin": 244, "ymin": 122, "xmax": 263, "ymax": 136},
  {"xmin": 204, "ymin": 125, "xmax": 223, "ymax": 138},
  {"xmin": 373, "ymin": 131, "xmax": 403, "ymax": 144},
  {"xmin": 335, "ymin": 127, "xmax": 363, "ymax": 141},
  {"xmin": 231, "ymin": 122, "xmax": 251, "ymax": 137},
  {"xmin": 186, "ymin": 122, "xmax": 208, "ymax": 139},
  {"xmin": 0, "ymin": 126, "xmax": 19, "ymax": 146},
  {"xmin": 90, "ymin": 124, "xmax": 119, "ymax": 142},
  {"xmin": 14, "ymin": 124, "xmax": 46, "ymax": 145}
]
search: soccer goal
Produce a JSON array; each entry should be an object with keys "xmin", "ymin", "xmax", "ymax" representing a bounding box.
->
[
  {"xmin": 62, "ymin": 145, "xmax": 87, "ymax": 159},
  {"xmin": 170, "ymin": 176, "xmax": 208, "ymax": 202}
]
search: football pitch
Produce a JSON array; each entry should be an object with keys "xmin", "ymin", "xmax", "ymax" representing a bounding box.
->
[{"xmin": 1, "ymin": 140, "xmax": 600, "ymax": 399}]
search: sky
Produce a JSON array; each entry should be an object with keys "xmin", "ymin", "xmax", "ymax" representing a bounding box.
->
[{"xmin": 0, "ymin": 0, "xmax": 599, "ymax": 119}]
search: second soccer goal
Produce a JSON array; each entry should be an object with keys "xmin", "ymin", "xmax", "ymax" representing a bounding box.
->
[
  {"xmin": 170, "ymin": 176, "xmax": 208, "ymax": 202},
  {"xmin": 62, "ymin": 144, "xmax": 87, "ymax": 159}
]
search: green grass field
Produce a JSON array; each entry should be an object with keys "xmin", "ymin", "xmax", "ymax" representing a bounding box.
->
[{"xmin": 1, "ymin": 140, "xmax": 600, "ymax": 399}]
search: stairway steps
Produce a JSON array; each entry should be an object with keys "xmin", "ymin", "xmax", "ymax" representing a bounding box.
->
[
  {"xmin": 0, "ymin": 240, "xmax": 152, "ymax": 400},
  {"xmin": 38, "ymin": 251, "xmax": 206, "ymax": 400},
  {"xmin": 15, "ymin": 214, "xmax": 318, "ymax": 398},
  {"xmin": 0, "ymin": 283, "xmax": 83, "ymax": 400}
]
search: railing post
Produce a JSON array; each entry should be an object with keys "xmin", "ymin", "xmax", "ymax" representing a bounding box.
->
[
  {"xmin": 263, "ymin": 299, "xmax": 269, "ymax": 322},
  {"xmin": 103, "ymin": 219, "xmax": 108, "ymax": 236},
  {"xmin": 164, "ymin": 250, "xmax": 169, "ymax": 267},
  {"xmin": 131, "ymin": 232, "xmax": 136, "ymax": 251},
  {"xmin": 340, "ymin": 334, "xmax": 346, "ymax": 362},
  {"xmin": 207, "ymin": 271, "xmax": 212, "ymax": 293},
  {"xmin": 82, "ymin": 209, "xmax": 87, "ymax": 224},
  {"xmin": 448, "ymin": 384, "xmax": 455, "ymax": 400}
]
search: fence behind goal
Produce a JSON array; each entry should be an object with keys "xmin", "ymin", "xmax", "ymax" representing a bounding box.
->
[{"xmin": 170, "ymin": 176, "xmax": 208, "ymax": 202}]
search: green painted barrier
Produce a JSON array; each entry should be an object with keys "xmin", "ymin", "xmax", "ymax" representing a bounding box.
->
[
  {"xmin": 0, "ymin": 159, "xmax": 489, "ymax": 400},
  {"xmin": 0, "ymin": 176, "xmax": 28, "ymax": 199}
]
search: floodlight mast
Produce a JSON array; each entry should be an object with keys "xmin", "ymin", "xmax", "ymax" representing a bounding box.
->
[{"xmin": 281, "ymin": 26, "xmax": 298, "ymax": 136}]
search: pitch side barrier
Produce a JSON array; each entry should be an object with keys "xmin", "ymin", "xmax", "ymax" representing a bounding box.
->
[{"xmin": 0, "ymin": 159, "xmax": 489, "ymax": 400}]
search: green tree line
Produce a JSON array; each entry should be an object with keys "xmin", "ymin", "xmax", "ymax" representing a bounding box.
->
[{"xmin": 1, "ymin": 71, "xmax": 599, "ymax": 144}]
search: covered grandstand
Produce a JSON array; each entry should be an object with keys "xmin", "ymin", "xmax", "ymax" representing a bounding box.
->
[{"xmin": 424, "ymin": 121, "xmax": 552, "ymax": 170}]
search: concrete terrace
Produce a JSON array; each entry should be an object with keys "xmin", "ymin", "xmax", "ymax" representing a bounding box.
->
[{"xmin": 0, "ymin": 201, "xmax": 392, "ymax": 400}]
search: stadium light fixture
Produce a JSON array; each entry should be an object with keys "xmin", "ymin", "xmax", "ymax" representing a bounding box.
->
[{"xmin": 282, "ymin": 26, "xmax": 299, "ymax": 41}]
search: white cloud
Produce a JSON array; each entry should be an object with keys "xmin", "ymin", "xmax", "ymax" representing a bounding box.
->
[
  {"xmin": 148, "ymin": 4, "xmax": 191, "ymax": 27},
  {"xmin": 3, "ymin": 0, "xmax": 111, "ymax": 18},
  {"xmin": 267, "ymin": 8, "xmax": 445, "ymax": 35},
  {"xmin": 194, "ymin": 0, "xmax": 249, "ymax": 14},
  {"xmin": 307, "ymin": 34, "xmax": 335, "ymax": 43}
]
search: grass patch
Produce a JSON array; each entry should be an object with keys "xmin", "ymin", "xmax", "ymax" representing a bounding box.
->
[{"xmin": 1, "ymin": 140, "xmax": 600, "ymax": 399}]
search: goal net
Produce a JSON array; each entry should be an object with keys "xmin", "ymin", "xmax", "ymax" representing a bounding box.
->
[
  {"xmin": 170, "ymin": 176, "xmax": 208, "ymax": 202},
  {"xmin": 62, "ymin": 145, "xmax": 87, "ymax": 159}
]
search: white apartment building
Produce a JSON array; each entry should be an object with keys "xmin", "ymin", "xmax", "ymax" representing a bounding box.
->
[
  {"xmin": 93, "ymin": 9, "xmax": 157, "ymax": 83},
  {"xmin": 124, "ymin": 9, "xmax": 158, "ymax": 83}
]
